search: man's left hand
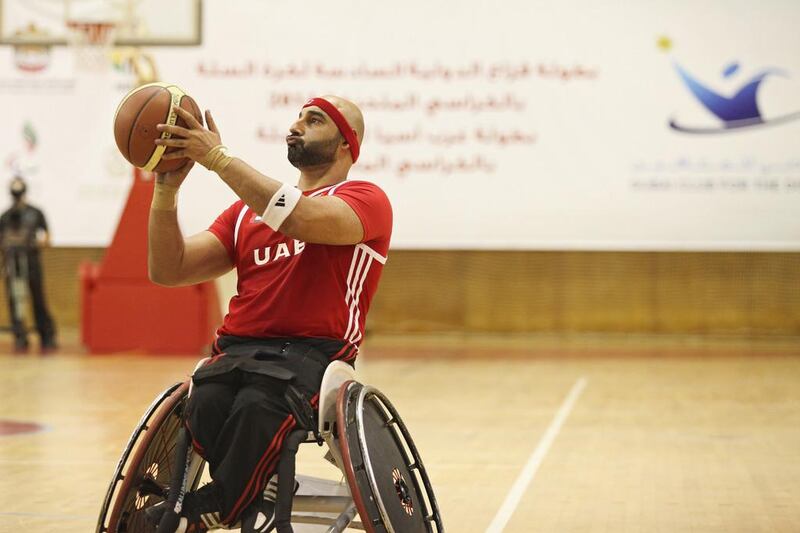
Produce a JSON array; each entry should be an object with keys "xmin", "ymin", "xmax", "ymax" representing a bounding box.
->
[{"xmin": 156, "ymin": 108, "xmax": 223, "ymax": 166}]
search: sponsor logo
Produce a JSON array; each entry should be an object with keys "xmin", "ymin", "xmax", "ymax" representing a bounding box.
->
[
  {"xmin": 9, "ymin": 24, "xmax": 52, "ymax": 72},
  {"xmin": 659, "ymin": 36, "xmax": 800, "ymax": 133}
]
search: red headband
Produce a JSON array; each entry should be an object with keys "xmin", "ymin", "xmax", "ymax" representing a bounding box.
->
[{"xmin": 302, "ymin": 97, "xmax": 360, "ymax": 163}]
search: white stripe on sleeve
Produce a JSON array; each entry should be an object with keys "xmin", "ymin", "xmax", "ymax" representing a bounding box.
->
[{"xmin": 233, "ymin": 204, "xmax": 250, "ymax": 248}]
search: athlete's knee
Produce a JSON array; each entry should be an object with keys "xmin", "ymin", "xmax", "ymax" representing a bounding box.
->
[
  {"xmin": 189, "ymin": 381, "xmax": 233, "ymax": 408},
  {"xmin": 186, "ymin": 383, "xmax": 235, "ymax": 432},
  {"xmin": 229, "ymin": 385, "xmax": 286, "ymax": 422}
]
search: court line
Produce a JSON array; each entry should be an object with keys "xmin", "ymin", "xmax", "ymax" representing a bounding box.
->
[{"xmin": 485, "ymin": 377, "xmax": 587, "ymax": 533}]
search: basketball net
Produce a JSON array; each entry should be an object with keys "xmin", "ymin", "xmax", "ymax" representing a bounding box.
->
[{"xmin": 65, "ymin": 20, "xmax": 117, "ymax": 73}]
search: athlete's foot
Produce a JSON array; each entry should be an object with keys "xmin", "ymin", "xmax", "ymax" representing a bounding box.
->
[
  {"xmin": 145, "ymin": 482, "xmax": 223, "ymax": 532},
  {"xmin": 240, "ymin": 475, "xmax": 299, "ymax": 533},
  {"xmin": 40, "ymin": 339, "xmax": 58, "ymax": 355},
  {"xmin": 181, "ymin": 483, "xmax": 223, "ymax": 531},
  {"xmin": 239, "ymin": 497, "xmax": 276, "ymax": 533},
  {"xmin": 144, "ymin": 500, "xmax": 168, "ymax": 527}
]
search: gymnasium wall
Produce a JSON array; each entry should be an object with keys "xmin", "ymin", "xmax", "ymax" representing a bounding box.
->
[
  {"xmin": 0, "ymin": 0, "xmax": 799, "ymax": 251},
  {"xmin": 0, "ymin": 248, "xmax": 796, "ymax": 337},
  {"xmin": 0, "ymin": 0, "xmax": 798, "ymax": 342}
]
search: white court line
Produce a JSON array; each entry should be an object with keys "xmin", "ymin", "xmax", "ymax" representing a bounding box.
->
[{"xmin": 485, "ymin": 377, "xmax": 587, "ymax": 533}]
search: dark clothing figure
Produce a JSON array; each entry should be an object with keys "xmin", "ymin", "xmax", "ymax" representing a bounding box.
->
[{"xmin": 0, "ymin": 203, "xmax": 56, "ymax": 351}]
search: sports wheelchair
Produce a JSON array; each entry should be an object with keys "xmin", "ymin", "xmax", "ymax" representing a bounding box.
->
[{"xmin": 96, "ymin": 361, "xmax": 444, "ymax": 532}]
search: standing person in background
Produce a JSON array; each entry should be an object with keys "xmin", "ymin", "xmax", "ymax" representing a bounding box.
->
[{"xmin": 0, "ymin": 176, "xmax": 57, "ymax": 354}]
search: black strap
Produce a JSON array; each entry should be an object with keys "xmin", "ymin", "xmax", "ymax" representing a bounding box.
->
[
  {"xmin": 284, "ymin": 383, "xmax": 319, "ymax": 438},
  {"xmin": 156, "ymin": 427, "xmax": 192, "ymax": 533},
  {"xmin": 273, "ymin": 429, "xmax": 309, "ymax": 533}
]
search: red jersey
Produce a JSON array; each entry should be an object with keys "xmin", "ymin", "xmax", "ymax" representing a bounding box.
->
[{"xmin": 207, "ymin": 180, "xmax": 392, "ymax": 352}]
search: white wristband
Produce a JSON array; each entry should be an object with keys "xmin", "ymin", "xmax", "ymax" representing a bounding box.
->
[{"xmin": 263, "ymin": 184, "xmax": 302, "ymax": 230}]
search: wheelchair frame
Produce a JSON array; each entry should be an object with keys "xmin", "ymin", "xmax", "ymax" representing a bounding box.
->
[{"xmin": 96, "ymin": 363, "xmax": 443, "ymax": 533}]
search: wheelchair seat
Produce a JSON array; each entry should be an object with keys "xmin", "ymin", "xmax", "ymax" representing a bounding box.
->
[{"xmin": 96, "ymin": 360, "xmax": 443, "ymax": 533}]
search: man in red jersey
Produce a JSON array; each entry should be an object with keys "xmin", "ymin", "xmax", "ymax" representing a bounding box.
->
[{"xmin": 145, "ymin": 95, "xmax": 391, "ymax": 532}]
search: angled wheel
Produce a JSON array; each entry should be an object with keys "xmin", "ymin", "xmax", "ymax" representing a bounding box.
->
[
  {"xmin": 97, "ymin": 381, "xmax": 206, "ymax": 533},
  {"xmin": 337, "ymin": 381, "xmax": 444, "ymax": 533}
]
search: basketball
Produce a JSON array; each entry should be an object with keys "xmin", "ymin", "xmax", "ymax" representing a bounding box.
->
[{"xmin": 113, "ymin": 82, "xmax": 203, "ymax": 173}]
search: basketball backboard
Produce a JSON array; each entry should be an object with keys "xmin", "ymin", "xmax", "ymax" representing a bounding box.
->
[{"xmin": 0, "ymin": 0, "xmax": 201, "ymax": 46}]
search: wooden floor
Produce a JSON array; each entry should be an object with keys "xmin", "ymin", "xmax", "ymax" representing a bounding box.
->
[{"xmin": 1, "ymin": 333, "xmax": 799, "ymax": 532}]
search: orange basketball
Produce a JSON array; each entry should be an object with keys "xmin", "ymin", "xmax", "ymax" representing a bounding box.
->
[{"xmin": 113, "ymin": 82, "xmax": 203, "ymax": 173}]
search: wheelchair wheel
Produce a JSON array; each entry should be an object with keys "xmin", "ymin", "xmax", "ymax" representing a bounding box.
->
[
  {"xmin": 97, "ymin": 381, "xmax": 206, "ymax": 533},
  {"xmin": 337, "ymin": 381, "xmax": 444, "ymax": 533}
]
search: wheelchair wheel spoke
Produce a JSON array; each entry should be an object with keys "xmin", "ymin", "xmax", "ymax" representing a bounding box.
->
[
  {"xmin": 137, "ymin": 475, "xmax": 168, "ymax": 499},
  {"xmin": 100, "ymin": 383, "xmax": 207, "ymax": 533}
]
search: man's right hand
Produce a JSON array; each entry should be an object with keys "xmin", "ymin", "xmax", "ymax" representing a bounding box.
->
[{"xmin": 155, "ymin": 158, "xmax": 195, "ymax": 189}]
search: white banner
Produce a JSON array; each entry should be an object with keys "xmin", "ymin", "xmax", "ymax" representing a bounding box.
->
[{"xmin": 1, "ymin": 0, "xmax": 799, "ymax": 249}]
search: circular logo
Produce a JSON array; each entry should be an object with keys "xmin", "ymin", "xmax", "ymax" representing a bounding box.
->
[{"xmin": 392, "ymin": 468, "xmax": 414, "ymax": 516}]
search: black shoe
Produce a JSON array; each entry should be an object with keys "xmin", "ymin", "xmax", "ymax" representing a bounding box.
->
[
  {"xmin": 144, "ymin": 500, "xmax": 169, "ymax": 527},
  {"xmin": 240, "ymin": 476, "xmax": 300, "ymax": 533},
  {"xmin": 40, "ymin": 338, "xmax": 58, "ymax": 355},
  {"xmin": 146, "ymin": 483, "xmax": 223, "ymax": 532},
  {"xmin": 183, "ymin": 482, "xmax": 224, "ymax": 531},
  {"xmin": 240, "ymin": 497, "xmax": 276, "ymax": 533}
]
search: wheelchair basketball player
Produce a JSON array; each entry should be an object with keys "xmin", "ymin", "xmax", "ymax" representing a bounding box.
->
[{"xmin": 145, "ymin": 95, "xmax": 392, "ymax": 532}]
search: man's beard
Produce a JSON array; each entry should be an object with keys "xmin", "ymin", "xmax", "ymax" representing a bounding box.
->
[{"xmin": 287, "ymin": 136, "xmax": 340, "ymax": 168}]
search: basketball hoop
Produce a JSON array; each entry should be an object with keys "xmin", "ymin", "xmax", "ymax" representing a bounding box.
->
[{"xmin": 66, "ymin": 19, "xmax": 117, "ymax": 73}]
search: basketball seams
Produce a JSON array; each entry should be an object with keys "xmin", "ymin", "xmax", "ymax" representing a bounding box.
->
[
  {"xmin": 114, "ymin": 82, "xmax": 202, "ymax": 172},
  {"xmin": 143, "ymin": 86, "xmax": 185, "ymax": 171},
  {"xmin": 115, "ymin": 81, "xmax": 172, "ymax": 163},
  {"xmin": 156, "ymin": 85, "xmax": 201, "ymax": 173},
  {"xmin": 113, "ymin": 81, "xmax": 169, "ymax": 125},
  {"xmin": 125, "ymin": 87, "xmax": 164, "ymax": 165}
]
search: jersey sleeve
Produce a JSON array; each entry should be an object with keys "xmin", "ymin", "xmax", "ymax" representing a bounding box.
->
[
  {"xmin": 332, "ymin": 181, "xmax": 393, "ymax": 243},
  {"xmin": 207, "ymin": 201, "xmax": 244, "ymax": 261}
]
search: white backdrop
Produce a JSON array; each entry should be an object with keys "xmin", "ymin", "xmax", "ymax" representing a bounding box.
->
[{"xmin": 1, "ymin": 0, "xmax": 799, "ymax": 249}]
